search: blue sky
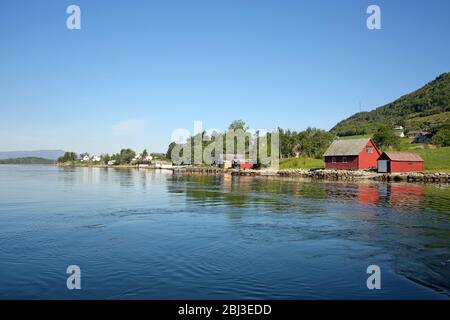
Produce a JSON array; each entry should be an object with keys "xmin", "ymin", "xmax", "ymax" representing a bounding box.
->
[{"xmin": 0, "ymin": 0, "xmax": 449, "ymax": 154}]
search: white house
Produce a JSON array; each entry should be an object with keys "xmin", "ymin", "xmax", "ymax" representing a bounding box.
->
[
  {"xmin": 133, "ymin": 153, "xmax": 153, "ymax": 162},
  {"xmin": 92, "ymin": 155, "xmax": 102, "ymax": 162},
  {"xmin": 394, "ymin": 125, "xmax": 405, "ymax": 138}
]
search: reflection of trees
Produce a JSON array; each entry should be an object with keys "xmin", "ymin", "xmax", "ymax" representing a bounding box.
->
[
  {"xmin": 57, "ymin": 167, "xmax": 165, "ymax": 190},
  {"xmin": 165, "ymin": 174, "xmax": 449, "ymax": 295},
  {"xmin": 167, "ymin": 174, "xmax": 251, "ymax": 208},
  {"xmin": 166, "ymin": 174, "xmax": 329, "ymax": 210},
  {"xmin": 423, "ymin": 184, "xmax": 450, "ymax": 213},
  {"xmin": 166, "ymin": 175, "xmax": 446, "ymax": 215}
]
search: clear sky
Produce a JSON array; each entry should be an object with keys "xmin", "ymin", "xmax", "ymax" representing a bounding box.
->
[{"xmin": 0, "ymin": 0, "xmax": 449, "ymax": 154}]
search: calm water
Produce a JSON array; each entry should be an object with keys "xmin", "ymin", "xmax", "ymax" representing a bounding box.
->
[{"xmin": 0, "ymin": 165, "xmax": 449, "ymax": 299}]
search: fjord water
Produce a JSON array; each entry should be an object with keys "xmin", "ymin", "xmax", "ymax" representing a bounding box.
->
[{"xmin": 0, "ymin": 165, "xmax": 449, "ymax": 299}]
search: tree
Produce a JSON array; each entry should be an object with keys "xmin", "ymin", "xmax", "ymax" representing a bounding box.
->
[
  {"xmin": 57, "ymin": 152, "xmax": 77, "ymax": 163},
  {"xmin": 110, "ymin": 153, "xmax": 121, "ymax": 164},
  {"xmin": 432, "ymin": 129, "xmax": 450, "ymax": 147},
  {"xmin": 372, "ymin": 125, "xmax": 400, "ymax": 149},
  {"xmin": 228, "ymin": 120, "xmax": 248, "ymax": 131},
  {"xmin": 142, "ymin": 149, "xmax": 148, "ymax": 158},
  {"xmin": 297, "ymin": 127, "xmax": 334, "ymax": 158},
  {"xmin": 166, "ymin": 142, "xmax": 177, "ymax": 160},
  {"xmin": 100, "ymin": 153, "xmax": 110, "ymax": 162},
  {"xmin": 118, "ymin": 148, "xmax": 136, "ymax": 164}
]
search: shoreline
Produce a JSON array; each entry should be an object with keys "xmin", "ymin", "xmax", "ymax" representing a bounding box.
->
[{"xmin": 56, "ymin": 163, "xmax": 450, "ymax": 184}]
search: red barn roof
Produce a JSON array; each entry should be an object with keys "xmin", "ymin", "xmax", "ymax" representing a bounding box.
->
[
  {"xmin": 381, "ymin": 152, "xmax": 424, "ymax": 162},
  {"xmin": 323, "ymin": 138, "xmax": 377, "ymax": 156}
]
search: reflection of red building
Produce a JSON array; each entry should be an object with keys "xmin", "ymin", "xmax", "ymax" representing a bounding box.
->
[
  {"xmin": 358, "ymin": 184, "xmax": 380, "ymax": 205},
  {"xmin": 323, "ymin": 139, "xmax": 381, "ymax": 170},
  {"xmin": 389, "ymin": 183, "xmax": 424, "ymax": 210}
]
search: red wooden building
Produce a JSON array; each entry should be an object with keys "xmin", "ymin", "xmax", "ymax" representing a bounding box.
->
[
  {"xmin": 323, "ymin": 138, "xmax": 381, "ymax": 170},
  {"xmin": 377, "ymin": 152, "xmax": 424, "ymax": 173}
]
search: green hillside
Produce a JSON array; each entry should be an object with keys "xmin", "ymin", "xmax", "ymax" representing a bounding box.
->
[{"xmin": 331, "ymin": 72, "xmax": 450, "ymax": 136}]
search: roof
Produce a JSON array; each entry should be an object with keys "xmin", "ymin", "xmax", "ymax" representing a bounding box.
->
[
  {"xmin": 382, "ymin": 152, "xmax": 424, "ymax": 162},
  {"xmin": 323, "ymin": 139, "xmax": 372, "ymax": 156}
]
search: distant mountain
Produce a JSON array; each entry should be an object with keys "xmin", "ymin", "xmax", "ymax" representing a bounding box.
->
[
  {"xmin": 0, "ymin": 157, "xmax": 55, "ymax": 164},
  {"xmin": 331, "ymin": 72, "xmax": 450, "ymax": 136},
  {"xmin": 0, "ymin": 150, "xmax": 65, "ymax": 160}
]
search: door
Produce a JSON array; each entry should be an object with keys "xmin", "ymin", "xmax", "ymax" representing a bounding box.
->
[{"xmin": 378, "ymin": 160, "xmax": 388, "ymax": 173}]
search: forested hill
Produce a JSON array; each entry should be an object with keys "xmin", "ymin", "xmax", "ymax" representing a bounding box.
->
[
  {"xmin": 0, "ymin": 157, "xmax": 55, "ymax": 164},
  {"xmin": 331, "ymin": 72, "xmax": 450, "ymax": 136}
]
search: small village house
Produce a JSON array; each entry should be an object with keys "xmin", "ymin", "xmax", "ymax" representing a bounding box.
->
[
  {"xmin": 394, "ymin": 125, "xmax": 405, "ymax": 138},
  {"xmin": 406, "ymin": 130, "xmax": 430, "ymax": 143},
  {"xmin": 377, "ymin": 152, "xmax": 424, "ymax": 173},
  {"xmin": 154, "ymin": 161, "xmax": 173, "ymax": 169},
  {"xmin": 215, "ymin": 154, "xmax": 255, "ymax": 169},
  {"xmin": 215, "ymin": 154, "xmax": 238, "ymax": 169},
  {"xmin": 133, "ymin": 153, "xmax": 153, "ymax": 163},
  {"xmin": 234, "ymin": 159, "xmax": 254, "ymax": 170},
  {"xmin": 323, "ymin": 138, "xmax": 381, "ymax": 170},
  {"xmin": 136, "ymin": 160, "xmax": 150, "ymax": 169}
]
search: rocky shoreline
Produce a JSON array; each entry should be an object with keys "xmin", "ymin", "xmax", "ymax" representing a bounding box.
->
[
  {"xmin": 276, "ymin": 168, "xmax": 450, "ymax": 183},
  {"xmin": 58, "ymin": 163, "xmax": 450, "ymax": 184},
  {"xmin": 173, "ymin": 167, "xmax": 450, "ymax": 183}
]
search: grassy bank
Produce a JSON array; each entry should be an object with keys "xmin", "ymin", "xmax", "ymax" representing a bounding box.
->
[
  {"xmin": 279, "ymin": 157, "xmax": 324, "ymax": 169},
  {"xmin": 412, "ymin": 147, "xmax": 450, "ymax": 171}
]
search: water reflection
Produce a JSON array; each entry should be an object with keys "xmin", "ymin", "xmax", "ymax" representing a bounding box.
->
[
  {"xmin": 1, "ymin": 166, "xmax": 449, "ymax": 299},
  {"xmin": 166, "ymin": 174, "xmax": 450, "ymax": 296},
  {"xmin": 166, "ymin": 174, "xmax": 442, "ymax": 213}
]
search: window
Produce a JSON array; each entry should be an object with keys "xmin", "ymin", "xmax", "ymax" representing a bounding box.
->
[
  {"xmin": 342, "ymin": 157, "xmax": 348, "ymax": 163},
  {"xmin": 331, "ymin": 157, "xmax": 336, "ymax": 163},
  {"xmin": 366, "ymin": 147, "xmax": 373, "ymax": 154}
]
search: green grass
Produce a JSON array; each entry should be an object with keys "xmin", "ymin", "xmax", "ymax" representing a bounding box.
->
[
  {"xmin": 411, "ymin": 147, "xmax": 450, "ymax": 171},
  {"xmin": 279, "ymin": 157, "xmax": 324, "ymax": 169}
]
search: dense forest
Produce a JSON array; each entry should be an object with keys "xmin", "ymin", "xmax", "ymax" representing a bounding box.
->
[{"xmin": 331, "ymin": 72, "xmax": 450, "ymax": 136}]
